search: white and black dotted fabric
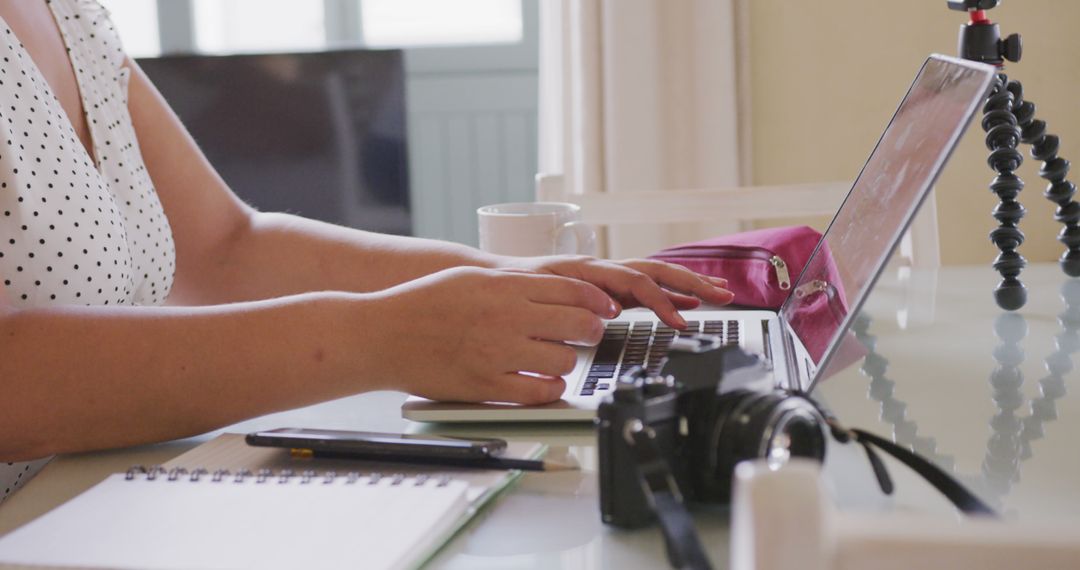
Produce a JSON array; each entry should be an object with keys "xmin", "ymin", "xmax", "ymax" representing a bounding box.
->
[
  {"xmin": 0, "ymin": 0, "xmax": 176, "ymax": 504},
  {"xmin": 1, "ymin": 458, "xmax": 52, "ymax": 505}
]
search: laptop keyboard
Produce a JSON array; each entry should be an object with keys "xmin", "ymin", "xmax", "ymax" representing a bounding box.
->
[{"xmin": 579, "ymin": 320, "xmax": 742, "ymax": 396}]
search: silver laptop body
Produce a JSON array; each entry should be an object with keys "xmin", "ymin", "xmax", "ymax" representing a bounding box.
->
[{"xmin": 402, "ymin": 54, "xmax": 995, "ymax": 422}]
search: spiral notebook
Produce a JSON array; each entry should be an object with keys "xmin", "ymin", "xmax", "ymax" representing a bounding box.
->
[{"xmin": 0, "ymin": 434, "xmax": 545, "ymax": 570}]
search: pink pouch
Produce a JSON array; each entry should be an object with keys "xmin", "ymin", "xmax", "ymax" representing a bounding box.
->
[
  {"xmin": 649, "ymin": 225, "xmax": 822, "ymax": 310},
  {"xmin": 651, "ymin": 225, "xmax": 860, "ymax": 369}
]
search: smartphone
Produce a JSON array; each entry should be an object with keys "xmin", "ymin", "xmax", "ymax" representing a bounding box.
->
[{"xmin": 244, "ymin": 428, "xmax": 507, "ymax": 460}]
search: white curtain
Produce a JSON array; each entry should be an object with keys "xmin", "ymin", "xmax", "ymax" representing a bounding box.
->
[{"xmin": 538, "ymin": 0, "xmax": 744, "ymax": 258}]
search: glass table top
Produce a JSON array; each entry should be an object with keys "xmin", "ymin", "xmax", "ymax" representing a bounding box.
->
[
  {"xmin": 423, "ymin": 261, "xmax": 1080, "ymax": 566},
  {"xmin": 812, "ymin": 262, "xmax": 1080, "ymax": 523}
]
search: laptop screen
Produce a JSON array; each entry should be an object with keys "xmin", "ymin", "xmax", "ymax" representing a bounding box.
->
[{"xmin": 778, "ymin": 55, "xmax": 995, "ymax": 390}]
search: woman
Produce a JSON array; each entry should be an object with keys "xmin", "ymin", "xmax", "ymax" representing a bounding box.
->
[{"xmin": 0, "ymin": 1, "xmax": 733, "ymax": 501}]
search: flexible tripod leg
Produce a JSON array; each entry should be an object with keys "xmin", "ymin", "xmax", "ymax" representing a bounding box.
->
[
  {"xmin": 984, "ymin": 312, "xmax": 1025, "ymax": 500},
  {"xmin": 852, "ymin": 314, "xmax": 956, "ymax": 471},
  {"xmin": 984, "ymin": 74, "xmax": 1027, "ymax": 310},
  {"xmin": 1008, "ymin": 80, "xmax": 1080, "ymax": 277}
]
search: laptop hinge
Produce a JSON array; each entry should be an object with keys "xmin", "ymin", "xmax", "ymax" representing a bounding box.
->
[{"xmin": 777, "ymin": 316, "xmax": 804, "ymax": 392}]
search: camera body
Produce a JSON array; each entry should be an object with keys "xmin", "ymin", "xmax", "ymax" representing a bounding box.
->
[{"xmin": 597, "ymin": 338, "xmax": 827, "ymax": 528}]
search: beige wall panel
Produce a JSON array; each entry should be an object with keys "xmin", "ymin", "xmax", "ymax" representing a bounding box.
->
[{"xmin": 749, "ymin": 1, "xmax": 1080, "ymax": 265}]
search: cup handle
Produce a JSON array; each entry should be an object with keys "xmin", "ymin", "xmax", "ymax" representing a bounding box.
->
[{"xmin": 556, "ymin": 221, "xmax": 597, "ymax": 256}]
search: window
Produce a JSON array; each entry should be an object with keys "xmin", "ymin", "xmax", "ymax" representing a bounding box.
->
[
  {"xmin": 192, "ymin": 0, "xmax": 326, "ymax": 54},
  {"xmin": 98, "ymin": 0, "xmax": 160, "ymax": 57},
  {"xmin": 360, "ymin": 0, "xmax": 522, "ymax": 48},
  {"xmin": 94, "ymin": 0, "xmax": 537, "ymax": 246},
  {"xmin": 99, "ymin": 1, "xmax": 525, "ymax": 55}
]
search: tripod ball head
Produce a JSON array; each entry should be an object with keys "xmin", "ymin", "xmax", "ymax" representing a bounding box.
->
[{"xmin": 958, "ymin": 17, "xmax": 1021, "ymax": 65}]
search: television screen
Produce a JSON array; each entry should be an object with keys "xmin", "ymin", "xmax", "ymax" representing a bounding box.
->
[{"xmin": 137, "ymin": 49, "xmax": 411, "ymax": 235}]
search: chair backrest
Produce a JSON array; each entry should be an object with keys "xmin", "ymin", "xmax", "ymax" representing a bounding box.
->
[{"xmin": 536, "ymin": 173, "xmax": 851, "ymax": 227}]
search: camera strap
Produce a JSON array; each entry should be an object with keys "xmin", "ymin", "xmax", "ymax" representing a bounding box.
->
[
  {"xmin": 625, "ymin": 417, "xmax": 995, "ymax": 570},
  {"xmin": 815, "ymin": 410, "xmax": 997, "ymax": 516},
  {"xmin": 846, "ymin": 426, "xmax": 997, "ymax": 516},
  {"xmin": 625, "ymin": 421, "xmax": 713, "ymax": 570}
]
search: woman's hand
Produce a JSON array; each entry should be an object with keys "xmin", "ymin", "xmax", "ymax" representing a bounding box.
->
[
  {"xmin": 369, "ymin": 266, "xmax": 618, "ymax": 405},
  {"xmin": 499, "ymin": 255, "xmax": 733, "ymax": 329}
]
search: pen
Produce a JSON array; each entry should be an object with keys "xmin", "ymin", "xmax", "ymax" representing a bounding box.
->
[{"xmin": 288, "ymin": 448, "xmax": 578, "ymax": 472}]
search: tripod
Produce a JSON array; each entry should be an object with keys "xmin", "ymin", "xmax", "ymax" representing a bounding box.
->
[{"xmin": 951, "ymin": 1, "xmax": 1080, "ymax": 310}]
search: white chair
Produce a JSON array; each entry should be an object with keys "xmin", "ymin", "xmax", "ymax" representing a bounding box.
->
[{"xmin": 536, "ymin": 173, "xmax": 852, "ymax": 233}]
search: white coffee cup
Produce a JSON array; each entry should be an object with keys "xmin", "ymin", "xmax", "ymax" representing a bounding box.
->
[{"xmin": 477, "ymin": 202, "xmax": 597, "ymax": 257}]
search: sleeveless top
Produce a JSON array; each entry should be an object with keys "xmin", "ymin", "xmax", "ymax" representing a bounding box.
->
[{"xmin": 0, "ymin": 0, "xmax": 176, "ymax": 505}]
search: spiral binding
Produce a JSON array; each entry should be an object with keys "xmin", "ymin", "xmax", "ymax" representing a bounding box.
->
[{"xmin": 123, "ymin": 465, "xmax": 453, "ymax": 487}]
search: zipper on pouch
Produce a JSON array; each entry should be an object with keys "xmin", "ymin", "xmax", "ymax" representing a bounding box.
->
[
  {"xmin": 794, "ymin": 279, "xmax": 846, "ymax": 323},
  {"xmin": 769, "ymin": 256, "xmax": 791, "ymax": 290},
  {"xmin": 662, "ymin": 245, "xmax": 791, "ymax": 290},
  {"xmin": 794, "ymin": 280, "xmax": 828, "ymax": 298}
]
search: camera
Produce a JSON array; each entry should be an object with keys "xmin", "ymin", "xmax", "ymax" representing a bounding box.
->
[{"xmin": 596, "ymin": 336, "xmax": 827, "ymax": 528}]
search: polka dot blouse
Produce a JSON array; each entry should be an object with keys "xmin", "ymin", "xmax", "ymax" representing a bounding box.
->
[{"xmin": 0, "ymin": 0, "xmax": 176, "ymax": 504}]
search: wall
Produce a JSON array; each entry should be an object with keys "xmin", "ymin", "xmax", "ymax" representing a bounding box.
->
[{"xmin": 748, "ymin": 1, "xmax": 1080, "ymax": 266}]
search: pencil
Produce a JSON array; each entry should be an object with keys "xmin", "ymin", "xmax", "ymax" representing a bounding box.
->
[
  {"xmin": 471, "ymin": 456, "xmax": 579, "ymax": 472},
  {"xmin": 288, "ymin": 448, "xmax": 579, "ymax": 472}
]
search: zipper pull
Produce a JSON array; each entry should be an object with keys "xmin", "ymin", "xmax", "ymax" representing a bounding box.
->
[
  {"xmin": 769, "ymin": 256, "xmax": 791, "ymax": 290},
  {"xmin": 794, "ymin": 279, "xmax": 828, "ymax": 298}
]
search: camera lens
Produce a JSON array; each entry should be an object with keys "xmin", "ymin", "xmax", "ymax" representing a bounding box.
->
[
  {"xmin": 766, "ymin": 408, "xmax": 826, "ymax": 469},
  {"xmin": 680, "ymin": 391, "xmax": 827, "ymax": 503},
  {"xmin": 766, "ymin": 432, "xmax": 792, "ymax": 469}
]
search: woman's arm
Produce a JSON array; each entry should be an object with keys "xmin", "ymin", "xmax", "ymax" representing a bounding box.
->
[
  {"xmin": 126, "ymin": 59, "xmax": 733, "ymax": 322},
  {"xmin": 0, "ymin": 266, "xmax": 617, "ymax": 461},
  {"xmin": 0, "ymin": 291, "xmax": 383, "ymax": 461}
]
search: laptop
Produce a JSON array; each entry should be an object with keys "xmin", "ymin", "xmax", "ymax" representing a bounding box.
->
[{"xmin": 402, "ymin": 54, "xmax": 995, "ymax": 422}]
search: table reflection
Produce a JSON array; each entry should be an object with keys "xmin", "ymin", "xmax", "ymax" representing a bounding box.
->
[{"xmin": 848, "ymin": 279, "xmax": 1080, "ymax": 510}]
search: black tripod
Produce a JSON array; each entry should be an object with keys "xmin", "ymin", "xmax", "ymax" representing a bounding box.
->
[{"xmin": 951, "ymin": 1, "xmax": 1080, "ymax": 310}]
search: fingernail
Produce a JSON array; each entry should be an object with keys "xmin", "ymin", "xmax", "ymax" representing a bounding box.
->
[
  {"xmin": 674, "ymin": 313, "xmax": 687, "ymax": 328},
  {"xmin": 608, "ymin": 300, "xmax": 619, "ymax": 317},
  {"xmin": 550, "ymin": 378, "xmax": 568, "ymax": 401}
]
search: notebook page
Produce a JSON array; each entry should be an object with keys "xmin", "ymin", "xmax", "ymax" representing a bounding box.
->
[
  {"xmin": 164, "ymin": 433, "xmax": 545, "ymax": 503},
  {"xmin": 0, "ymin": 472, "xmax": 469, "ymax": 570}
]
